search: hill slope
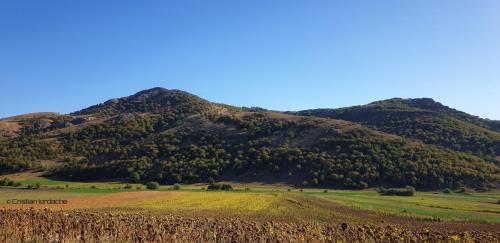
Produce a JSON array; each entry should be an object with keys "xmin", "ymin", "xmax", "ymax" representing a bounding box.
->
[
  {"xmin": 299, "ymin": 98, "xmax": 500, "ymax": 163},
  {"xmin": 1, "ymin": 90, "xmax": 498, "ymax": 189}
]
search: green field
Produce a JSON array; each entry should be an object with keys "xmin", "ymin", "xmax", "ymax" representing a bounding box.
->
[{"xmin": 315, "ymin": 190, "xmax": 500, "ymax": 222}]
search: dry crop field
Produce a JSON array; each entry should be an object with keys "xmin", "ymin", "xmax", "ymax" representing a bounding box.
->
[{"xmin": 1, "ymin": 209, "xmax": 499, "ymax": 243}]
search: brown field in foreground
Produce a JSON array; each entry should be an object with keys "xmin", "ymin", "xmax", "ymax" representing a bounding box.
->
[{"xmin": 1, "ymin": 209, "xmax": 498, "ymax": 243}]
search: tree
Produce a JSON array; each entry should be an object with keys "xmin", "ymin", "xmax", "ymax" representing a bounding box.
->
[{"xmin": 146, "ymin": 181, "xmax": 160, "ymax": 190}]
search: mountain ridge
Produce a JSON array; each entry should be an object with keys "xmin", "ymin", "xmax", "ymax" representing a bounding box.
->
[
  {"xmin": 298, "ymin": 97, "xmax": 500, "ymax": 162},
  {"xmin": 1, "ymin": 88, "xmax": 498, "ymax": 190}
]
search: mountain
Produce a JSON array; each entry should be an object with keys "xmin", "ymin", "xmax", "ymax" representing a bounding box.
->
[
  {"xmin": 1, "ymin": 89, "xmax": 498, "ymax": 189},
  {"xmin": 299, "ymin": 98, "xmax": 500, "ymax": 163},
  {"xmin": 73, "ymin": 88, "xmax": 215, "ymax": 117}
]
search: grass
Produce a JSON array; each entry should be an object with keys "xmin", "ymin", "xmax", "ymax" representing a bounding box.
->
[
  {"xmin": 12, "ymin": 177, "xmax": 144, "ymax": 193},
  {"xmin": 313, "ymin": 190, "xmax": 500, "ymax": 223},
  {"xmin": 18, "ymin": 177, "xmax": 69, "ymax": 186}
]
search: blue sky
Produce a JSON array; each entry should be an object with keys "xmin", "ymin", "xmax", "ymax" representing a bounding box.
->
[{"xmin": 1, "ymin": 1, "xmax": 499, "ymax": 119}]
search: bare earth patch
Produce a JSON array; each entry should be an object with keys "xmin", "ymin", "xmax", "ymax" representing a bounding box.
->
[{"xmin": 1, "ymin": 170, "xmax": 46, "ymax": 181}]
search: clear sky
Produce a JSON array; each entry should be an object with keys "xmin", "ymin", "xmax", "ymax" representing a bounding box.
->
[{"xmin": 1, "ymin": 1, "xmax": 499, "ymax": 119}]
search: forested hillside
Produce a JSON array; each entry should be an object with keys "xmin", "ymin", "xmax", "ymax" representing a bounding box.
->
[
  {"xmin": 299, "ymin": 98, "xmax": 500, "ymax": 163},
  {"xmin": 1, "ymin": 89, "xmax": 498, "ymax": 189}
]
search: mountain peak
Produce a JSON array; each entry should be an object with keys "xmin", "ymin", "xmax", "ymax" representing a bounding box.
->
[
  {"xmin": 132, "ymin": 87, "xmax": 171, "ymax": 97},
  {"xmin": 128, "ymin": 88, "xmax": 185, "ymax": 102},
  {"xmin": 142, "ymin": 87, "xmax": 168, "ymax": 92},
  {"xmin": 369, "ymin": 97, "xmax": 444, "ymax": 110},
  {"xmin": 73, "ymin": 87, "xmax": 212, "ymax": 116}
]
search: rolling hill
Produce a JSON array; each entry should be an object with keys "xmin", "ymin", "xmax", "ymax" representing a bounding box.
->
[
  {"xmin": 298, "ymin": 98, "xmax": 500, "ymax": 163},
  {"xmin": 0, "ymin": 88, "xmax": 498, "ymax": 189}
]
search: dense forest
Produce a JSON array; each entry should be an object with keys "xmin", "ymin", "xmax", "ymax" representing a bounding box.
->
[{"xmin": 0, "ymin": 88, "xmax": 498, "ymax": 189}]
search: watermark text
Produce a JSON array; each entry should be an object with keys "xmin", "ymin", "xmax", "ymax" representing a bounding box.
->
[{"xmin": 6, "ymin": 199, "xmax": 68, "ymax": 205}]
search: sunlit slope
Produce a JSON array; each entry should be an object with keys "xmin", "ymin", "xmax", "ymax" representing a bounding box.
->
[
  {"xmin": 0, "ymin": 89, "xmax": 498, "ymax": 190},
  {"xmin": 299, "ymin": 98, "xmax": 500, "ymax": 162}
]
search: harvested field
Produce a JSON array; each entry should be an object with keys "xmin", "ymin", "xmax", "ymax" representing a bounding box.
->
[{"xmin": 1, "ymin": 209, "xmax": 498, "ymax": 243}]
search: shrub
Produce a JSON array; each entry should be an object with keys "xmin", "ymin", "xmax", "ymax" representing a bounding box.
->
[
  {"xmin": 173, "ymin": 183, "xmax": 181, "ymax": 190},
  {"xmin": 359, "ymin": 181, "xmax": 368, "ymax": 189},
  {"xmin": 207, "ymin": 183, "xmax": 233, "ymax": 191},
  {"xmin": 124, "ymin": 184, "xmax": 132, "ymax": 189},
  {"xmin": 220, "ymin": 184, "xmax": 233, "ymax": 191},
  {"xmin": 129, "ymin": 172, "xmax": 141, "ymax": 183},
  {"xmin": 0, "ymin": 178, "xmax": 20, "ymax": 186},
  {"xmin": 207, "ymin": 183, "xmax": 221, "ymax": 190},
  {"xmin": 6, "ymin": 180, "xmax": 15, "ymax": 187},
  {"xmin": 146, "ymin": 181, "xmax": 160, "ymax": 190},
  {"xmin": 377, "ymin": 187, "xmax": 386, "ymax": 193},
  {"xmin": 443, "ymin": 188, "xmax": 452, "ymax": 194},
  {"xmin": 34, "ymin": 182, "xmax": 41, "ymax": 189},
  {"xmin": 323, "ymin": 190, "xmax": 328, "ymax": 193},
  {"xmin": 378, "ymin": 186, "xmax": 415, "ymax": 196},
  {"xmin": 476, "ymin": 186, "xmax": 489, "ymax": 192}
]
